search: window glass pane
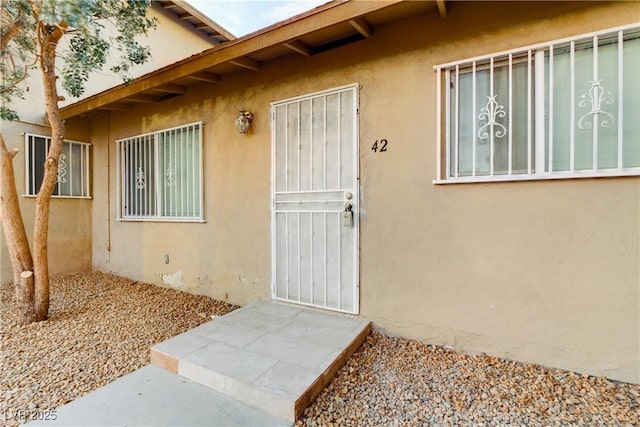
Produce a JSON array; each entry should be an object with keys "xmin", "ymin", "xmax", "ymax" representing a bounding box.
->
[
  {"xmin": 124, "ymin": 141, "xmax": 136, "ymax": 215},
  {"xmin": 31, "ymin": 136, "xmax": 47, "ymax": 195},
  {"xmin": 159, "ymin": 124, "xmax": 201, "ymax": 218},
  {"xmin": 511, "ymin": 61, "xmax": 530, "ymax": 174},
  {"xmin": 25, "ymin": 136, "xmax": 89, "ymax": 197},
  {"xmin": 547, "ymin": 47, "xmax": 572, "ymax": 172},
  {"xmin": 119, "ymin": 124, "xmax": 202, "ymax": 220},
  {"xmin": 69, "ymin": 143, "xmax": 84, "ymax": 196},
  {"xmin": 441, "ymin": 26, "xmax": 639, "ymax": 181},
  {"xmin": 574, "ymin": 39, "xmax": 595, "ymax": 170},
  {"xmin": 491, "ymin": 63, "xmax": 509, "ymax": 175},
  {"xmin": 595, "ymin": 37, "xmax": 620, "ymax": 169},
  {"xmin": 548, "ymin": 34, "xmax": 637, "ymax": 172},
  {"xmin": 191, "ymin": 126, "xmax": 201, "ymax": 216},
  {"xmin": 474, "ymin": 67, "xmax": 491, "ymax": 176},
  {"xmin": 56, "ymin": 142, "xmax": 71, "ymax": 196},
  {"xmin": 145, "ymin": 136, "xmax": 156, "ymax": 216},
  {"xmin": 160, "ymin": 131, "xmax": 174, "ymax": 216},
  {"xmin": 456, "ymin": 71, "xmax": 474, "ymax": 176},
  {"xmin": 453, "ymin": 61, "xmax": 528, "ymax": 176},
  {"xmin": 125, "ymin": 136, "xmax": 155, "ymax": 217},
  {"xmin": 623, "ymin": 34, "xmax": 640, "ymax": 168}
]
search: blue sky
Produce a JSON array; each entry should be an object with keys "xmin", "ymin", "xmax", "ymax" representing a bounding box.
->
[{"xmin": 189, "ymin": 0, "xmax": 328, "ymax": 37}]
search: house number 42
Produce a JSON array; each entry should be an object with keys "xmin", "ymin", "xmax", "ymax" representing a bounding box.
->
[{"xmin": 371, "ymin": 139, "xmax": 388, "ymax": 153}]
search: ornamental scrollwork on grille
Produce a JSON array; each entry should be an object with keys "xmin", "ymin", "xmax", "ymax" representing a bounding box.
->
[
  {"xmin": 56, "ymin": 154, "xmax": 67, "ymax": 184},
  {"xmin": 578, "ymin": 79, "xmax": 615, "ymax": 130},
  {"xmin": 478, "ymin": 95, "xmax": 507, "ymax": 143},
  {"xmin": 136, "ymin": 167, "xmax": 146, "ymax": 189},
  {"xmin": 165, "ymin": 164, "xmax": 176, "ymax": 188}
]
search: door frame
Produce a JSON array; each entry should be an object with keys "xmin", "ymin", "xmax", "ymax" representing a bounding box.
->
[{"xmin": 269, "ymin": 83, "xmax": 360, "ymax": 314}]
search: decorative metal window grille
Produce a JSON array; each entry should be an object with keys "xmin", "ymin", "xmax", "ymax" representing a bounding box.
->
[
  {"xmin": 24, "ymin": 134, "xmax": 91, "ymax": 198},
  {"xmin": 116, "ymin": 122, "xmax": 203, "ymax": 221},
  {"xmin": 435, "ymin": 24, "xmax": 640, "ymax": 182}
]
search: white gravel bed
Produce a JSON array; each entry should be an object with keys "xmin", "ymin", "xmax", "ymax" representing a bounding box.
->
[
  {"xmin": 296, "ymin": 333, "xmax": 639, "ymax": 426},
  {"xmin": 1, "ymin": 272, "xmax": 638, "ymax": 426},
  {"xmin": 0, "ymin": 271, "xmax": 237, "ymax": 427}
]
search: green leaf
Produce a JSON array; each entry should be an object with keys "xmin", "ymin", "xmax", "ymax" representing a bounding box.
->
[{"xmin": 1, "ymin": 0, "xmax": 156, "ymax": 106}]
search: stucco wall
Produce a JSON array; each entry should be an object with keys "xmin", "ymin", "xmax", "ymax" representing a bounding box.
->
[
  {"xmin": 0, "ymin": 6, "xmax": 219, "ymax": 285},
  {"xmin": 89, "ymin": 1, "xmax": 639, "ymax": 383},
  {"xmin": 0, "ymin": 120, "xmax": 92, "ymax": 283}
]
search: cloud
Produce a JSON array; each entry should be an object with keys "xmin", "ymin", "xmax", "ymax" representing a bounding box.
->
[
  {"xmin": 268, "ymin": 0, "xmax": 327, "ymax": 23},
  {"xmin": 187, "ymin": 0, "xmax": 328, "ymax": 37}
]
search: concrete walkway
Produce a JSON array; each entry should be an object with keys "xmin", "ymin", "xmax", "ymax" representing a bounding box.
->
[
  {"xmin": 27, "ymin": 365, "xmax": 290, "ymax": 427},
  {"xmin": 27, "ymin": 301, "xmax": 370, "ymax": 426}
]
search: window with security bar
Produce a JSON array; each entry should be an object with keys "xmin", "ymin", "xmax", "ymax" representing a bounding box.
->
[
  {"xmin": 435, "ymin": 25, "xmax": 640, "ymax": 182},
  {"xmin": 24, "ymin": 134, "xmax": 91, "ymax": 198},
  {"xmin": 116, "ymin": 122, "xmax": 203, "ymax": 221}
]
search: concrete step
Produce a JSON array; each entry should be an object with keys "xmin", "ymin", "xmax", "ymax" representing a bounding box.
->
[{"xmin": 151, "ymin": 302, "xmax": 370, "ymax": 423}]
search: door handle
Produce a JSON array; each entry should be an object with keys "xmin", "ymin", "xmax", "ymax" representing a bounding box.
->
[{"xmin": 342, "ymin": 202, "xmax": 353, "ymax": 227}]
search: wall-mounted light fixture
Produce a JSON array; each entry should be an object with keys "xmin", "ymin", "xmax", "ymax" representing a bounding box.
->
[{"xmin": 235, "ymin": 109, "xmax": 254, "ymax": 134}]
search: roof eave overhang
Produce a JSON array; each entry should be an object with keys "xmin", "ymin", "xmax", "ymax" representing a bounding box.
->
[{"xmin": 60, "ymin": 0, "xmax": 406, "ymax": 120}]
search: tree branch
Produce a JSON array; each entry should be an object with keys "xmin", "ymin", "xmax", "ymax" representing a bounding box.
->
[
  {"xmin": 0, "ymin": 52, "xmax": 39, "ymax": 95},
  {"xmin": 0, "ymin": 17, "xmax": 23, "ymax": 49}
]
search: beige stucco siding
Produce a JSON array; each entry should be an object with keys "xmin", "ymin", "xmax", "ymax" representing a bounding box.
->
[
  {"xmin": 90, "ymin": 93, "xmax": 273, "ymax": 303},
  {"xmin": 0, "ymin": 120, "xmax": 92, "ymax": 282},
  {"xmin": 0, "ymin": 8, "xmax": 219, "ymax": 285},
  {"xmin": 89, "ymin": 1, "xmax": 639, "ymax": 383}
]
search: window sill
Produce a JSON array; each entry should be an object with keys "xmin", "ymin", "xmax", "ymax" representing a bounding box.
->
[
  {"xmin": 117, "ymin": 218, "xmax": 207, "ymax": 223},
  {"xmin": 22, "ymin": 194, "xmax": 92, "ymax": 199},
  {"xmin": 433, "ymin": 169, "xmax": 640, "ymax": 184}
]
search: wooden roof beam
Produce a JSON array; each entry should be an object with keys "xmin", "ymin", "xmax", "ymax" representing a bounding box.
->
[
  {"xmin": 153, "ymin": 83, "xmax": 187, "ymax": 94},
  {"xmin": 436, "ymin": 0, "xmax": 447, "ymax": 17},
  {"xmin": 229, "ymin": 56, "xmax": 261, "ymax": 71},
  {"xmin": 161, "ymin": 3, "xmax": 180, "ymax": 10},
  {"xmin": 99, "ymin": 103, "xmax": 132, "ymax": 111},
  {"xmin": 349, "ymin": 18, "xmax": 371, "ymax": 38},
  {"xmin": 186, "ymin": 71, "xmax": 222, "ymax": 84},
  {"xmin": 126, "ymin": 94, "xmax": 161, "ymax": 103},
  {"xmin": 283, "ymin": 39, "xmax": 315, "ymax": 57}
]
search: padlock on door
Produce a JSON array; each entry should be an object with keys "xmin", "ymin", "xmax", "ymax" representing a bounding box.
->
[{"xmin": 342, "ymin": 201, "xmax": 354, "ymax": 227}]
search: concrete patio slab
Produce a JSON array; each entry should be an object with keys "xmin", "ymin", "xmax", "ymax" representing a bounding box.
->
[
  {"xmin": 151, "ymin": 301, "xmax": 370, "ymax": 422},
  {"xmin": 25, "ymin": 365, "xmax": 290, "ymax": 427}
]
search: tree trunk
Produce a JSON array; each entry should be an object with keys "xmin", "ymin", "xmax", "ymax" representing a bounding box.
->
[
  {"xmin": 31, "ymin": 24, "xmax": 67, "ymax": 321},
  {"xmin": 0, "ymin": 134, "xmax": 36, "ymax": 325}
]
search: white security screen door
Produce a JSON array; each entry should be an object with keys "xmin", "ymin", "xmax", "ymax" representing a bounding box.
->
[{"xmin": 271, "ymin": 84, "xmax": 359, "ymax": 314}]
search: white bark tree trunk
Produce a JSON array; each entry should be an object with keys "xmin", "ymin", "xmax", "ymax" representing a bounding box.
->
[
  {"xmin": 0, "ymin": 19, "xmax": 66, "ymax": 324},
  {"xmin": 0, "ymin": 136, "xmax": 36, "ymax": 325},
  {"xmin": 31, "ymin": 23, "xmax": 67, "ymax": 321}
]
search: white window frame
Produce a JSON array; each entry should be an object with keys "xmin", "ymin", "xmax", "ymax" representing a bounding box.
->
[
  {"xmin": 434, "ymin": 23, "xmax": 640, "ymax": 184},
  {"xmin": 116, "ymin": 122, "xmax": 204, "ymax": 222},
  {"xmin": 23, "ymin": 134, "xmax": 91, "ymax": 198}
]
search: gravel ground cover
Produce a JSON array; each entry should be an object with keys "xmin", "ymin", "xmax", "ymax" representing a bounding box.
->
[
  {"xmin": 0, "ymin": 271, "xmax": 236, "ymax": 426},
  {"xmin": 1, "ymin": 272, "xmax": 638, "ymax": 426},
  {"xmin": 297, "ymin": 333, "xmax": 640, "ymax": 426}
]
